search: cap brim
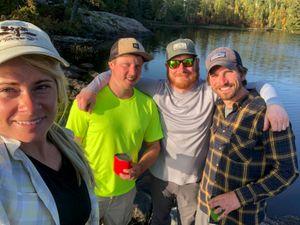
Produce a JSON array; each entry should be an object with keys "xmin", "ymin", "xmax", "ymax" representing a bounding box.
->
[
  {"xmin": 207, "ymin": 62, "xmax": 237, "ymax": 75},
  {"xmin": 167, "ymin": 51, "xmax": 197, "ymax": 61},
  {"xmin": 0, "ymin": 45, "xmax": 70, "ymax": 67},
  {"xmin": 134, "ymin": 52, "xmax": 153, "ymax": 62},
  {"xmin": 110, "ymin": 52, "xmax": 153, "ymax": 62}
]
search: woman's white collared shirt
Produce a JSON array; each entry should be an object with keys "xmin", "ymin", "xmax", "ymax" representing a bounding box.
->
[{"xmin": 0, "ymin": 136, "xmax": 99, "ymax": 225}]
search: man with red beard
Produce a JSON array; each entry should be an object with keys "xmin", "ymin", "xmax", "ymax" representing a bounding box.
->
[
  {"xmin": 196, "ymin": 47, "xmax": 298, "ymax": 225},
  {"xmin": 75, "ymin": 39, "xmax": 290, "ymax": 225}
]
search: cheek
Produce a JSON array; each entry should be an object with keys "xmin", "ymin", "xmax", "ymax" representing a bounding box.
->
[
  {"xmin": 208, "ymin": 78, "xmax": 217, "ymax": 87},
  {"xmin": 0, "ymin": 100, "xmax": 16, "ymax": 119},
  {"xmin": 43, "ymin": 92, "xmax": 58, "ymax": 114}
]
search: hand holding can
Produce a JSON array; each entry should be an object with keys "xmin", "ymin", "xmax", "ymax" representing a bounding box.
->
[{"xmin": 114, "ymin": 153, "xmax": 132, "ymax": 176}]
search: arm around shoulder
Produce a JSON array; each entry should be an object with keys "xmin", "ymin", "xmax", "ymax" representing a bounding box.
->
[
  {"xmin": 76, "ymin": 70, "xmax": 111, "ymax": 112},
  {"xmin": 248, "ymin": 81, "xmax": 290, "ymax": 131}
]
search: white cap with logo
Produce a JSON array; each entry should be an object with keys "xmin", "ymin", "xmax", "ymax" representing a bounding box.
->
[{"xmin": 0, "ymin": 20, "xmax": 69, "ymax": 67}]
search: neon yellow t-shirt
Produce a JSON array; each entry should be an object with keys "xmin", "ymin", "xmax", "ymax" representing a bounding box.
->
[{"xmin": 66, "ymin": 86, "xmax": 163, "ymax": 197}]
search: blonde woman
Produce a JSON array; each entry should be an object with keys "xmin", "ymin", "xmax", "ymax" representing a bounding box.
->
[{"xmin": 0, "ymin": 20, "xmax": 98, "ymax": 224}]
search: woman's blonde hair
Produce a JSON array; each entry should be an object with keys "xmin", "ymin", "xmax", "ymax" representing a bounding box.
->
[{"xmin": 20, "ymin": 55, "xmax": 95, "ymax": 187}]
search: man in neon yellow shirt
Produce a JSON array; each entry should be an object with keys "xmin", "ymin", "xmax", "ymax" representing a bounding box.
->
[{"xmin": 66, "ymin": 38, "xmax": 163, "ymax": 225}]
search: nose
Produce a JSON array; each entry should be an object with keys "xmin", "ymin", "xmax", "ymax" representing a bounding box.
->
[
  {"xmin": 18, "ymin": 91, "xmax": 40, "ymax": 114},
  {"xmin": 176, "ymin": 62, "xmax": 188, "ymax": 72},
  {"xmin": 217, "ymin": 74, "xmax": 228, "ymax": 85},
  {"xmin": 128, "ymin": 64, "xmax": 141, "ymax": 78}
]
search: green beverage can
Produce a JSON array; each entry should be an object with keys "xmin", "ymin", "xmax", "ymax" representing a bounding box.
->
[{"xmin": 210, "ymin": 208, "xmax": 224, "ymax": 222}]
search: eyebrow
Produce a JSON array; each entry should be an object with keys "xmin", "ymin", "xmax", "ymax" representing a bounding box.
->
[{"xmin": 0, "ymin": 79, "xmax": 54, "ymax": 86}]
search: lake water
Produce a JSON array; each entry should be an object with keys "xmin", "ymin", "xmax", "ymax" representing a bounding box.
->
[{"xmin": 65, "ymin": 27, "xmax": 300, "ymax": 217}]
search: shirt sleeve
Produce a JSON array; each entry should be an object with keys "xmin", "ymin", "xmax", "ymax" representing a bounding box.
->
[
  {"xmin": 85, "ymin": 70, "xmax": 162, "ymax": 98},
  {"xmin": 136, "ymin": 77, "xmax": 163, "ymax": 97},
  {"xmin": 247, "ymin": 81, "xmax": 282, "ymax": 106},
  {"xmin": 143, "ymin": 99, "xmax": 164, "ymax": 143},
  {"xmin": 65, "ymin": 100, "xmax": 90, "ymax": 144},
  {"xmin": 235, "ymin": 125, "xmax": 299, "ymax": 206},
  {"xmin": 85, "ymin": 71, "xmax": 111, "ymax": 94}
]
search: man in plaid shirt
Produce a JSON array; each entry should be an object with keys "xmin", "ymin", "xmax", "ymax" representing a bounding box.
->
[{"xmin": 196, "ymin": 47, "xmax": 299, "ymax": 225}]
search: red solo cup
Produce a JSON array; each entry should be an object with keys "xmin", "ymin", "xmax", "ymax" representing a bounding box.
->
[{"xmin": 114, "ymin": 153, "xmax": 132, "ymax": 176}]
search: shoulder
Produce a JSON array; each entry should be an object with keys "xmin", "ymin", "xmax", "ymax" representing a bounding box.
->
[
  {"xmin": 247, "ymin": 90, "xmax": 266, "ymax": 111},
  {"xmin": 134, "ymin": 88, "xmax": 156, "ymax": 102},
  {"xmin": 133, "ymin": 88, "xmax": 159, "ymax": 111}
]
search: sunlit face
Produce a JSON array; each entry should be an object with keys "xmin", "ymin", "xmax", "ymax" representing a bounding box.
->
[
  {"xmin": 0, "ymin": 58, "xmax": 57, "ymax": 143},
  {"xmin": 208, "ymin": 66, "xmax": 246, "ymax": 104},
  {"xmin": 166, "ymin": 54, "xmax": 199, "ymax": 91},
  {"xmin": 108, "ymin": 54, "xmax": 144, "ymax": 91}
]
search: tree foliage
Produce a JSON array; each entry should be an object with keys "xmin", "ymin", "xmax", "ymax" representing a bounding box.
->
[{"xmin": 0, "ymin": 0, "xmax": 299, "ymax": 32}]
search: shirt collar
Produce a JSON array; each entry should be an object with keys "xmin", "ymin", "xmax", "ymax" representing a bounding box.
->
[
  {"xmin": 0, "ymin": 135, "xmax": 22, "ymax": 157},
  {"xmin": 216, "ymin": 89, "xmax": 257, "ymax": 107}
]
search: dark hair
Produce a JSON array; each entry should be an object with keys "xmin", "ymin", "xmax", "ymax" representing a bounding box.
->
[
  {"xmin": 236, "ymin": 65, "xmax": 248, "ymax": 86},
  {"xmin": 207, "ymin": 64, "xmax": 248, "ymax": 86}
]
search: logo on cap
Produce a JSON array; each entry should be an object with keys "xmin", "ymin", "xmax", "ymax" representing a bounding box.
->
[
  {"xmin": 0, "ymin": 26, "xmax": 37, "ymax": 43},
  {"xmin": 132, "ymin": 43, "xmax": 140, "ymax": 49},
  {"xmin": 173, "ymin": 42, "xmax": 187, "ymax": 51},
  {"xmin": 210, "ymin": 52, "xmax": 226, "ymax": 61}
]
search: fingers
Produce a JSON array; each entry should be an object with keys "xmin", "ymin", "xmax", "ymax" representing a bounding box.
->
[
  {"xmin": 208, "ymin": 192, "xmax": 241, "ymax": 221},
  {"xmin": 263, "ymin": 117, "xmax": 270, "ymax": 131},
  {"xmin": 265, "ymin": 104, "xmax": 290, "ymax": 132},
  {"xmin": 213, "ymin": 206, "xmax": 224, "ymax": 214},
  {"xmin": 119, "ymin": 168, "xmax": 137, "ymax": 180},
  {"xmin": 270, "ymin": 117, "xmax": 289, "ymax": 132},
  {"xmin": 88, "ymin": 102, "xmax": 96, "ymax": 114},
  {"xmin": 76, "ymin": 94, "xmax": 88, "ymax": 111},
  {"xmin": 217, "ymin": 209, "xmax": 227, "ymax": 220},
  {"xmin": 75, "ymin": 89, "xmax": 97, "ymax": 112}
]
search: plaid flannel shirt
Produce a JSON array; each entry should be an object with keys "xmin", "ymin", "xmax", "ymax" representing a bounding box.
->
[{"xmin": 199, "ymin": 90, "xmax": 298, "ymax": 225}]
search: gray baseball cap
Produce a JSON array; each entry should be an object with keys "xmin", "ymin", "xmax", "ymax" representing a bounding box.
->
[
  {"xmin": 205, "ymin": 47, "xmax": 243, "ymax": 74},
  {"xmin": 166, "ymin": 38, "xmax": 197, "ymax": 61}
]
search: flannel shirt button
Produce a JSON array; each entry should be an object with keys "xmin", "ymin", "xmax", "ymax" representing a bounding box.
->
[
  {"xmin": 216, "ymin": 163, "xmax": 219, "ymax": 167},
  {"xmin": 222, "ymin": 129, "xmax": 226, "ymax": 133}
]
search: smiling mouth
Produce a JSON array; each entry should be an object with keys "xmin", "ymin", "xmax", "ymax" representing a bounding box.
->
[
  {"xmin": 220, "ymin": 86, "xmax": 231, "ymax": 91},
  {"xmin": 15, "ymin": 117, "xmax": 46, "ymax": 125},
  {"xmin": 127, "ymin": 76, "xmax": 136, "ymax": 81}
]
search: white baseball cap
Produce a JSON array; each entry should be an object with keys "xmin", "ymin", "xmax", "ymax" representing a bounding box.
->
[{"xmin": 0, "ymin": 20, "xmax": 69, "ymax": 66}]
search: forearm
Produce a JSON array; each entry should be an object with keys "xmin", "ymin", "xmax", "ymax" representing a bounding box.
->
[
  {"xmin": 235, "ymin": 128, "xmax": 298, "ymax": 206},
  {"xmin": 137, "ymin": 141, "xmax": 161, "ymax": 175},
  {"xmin": 85, "ymin": 70, "xmax": 111, "ymax": 94},
  {"xmin": 235, "ymin": 164, "xmax": 298, "ymax": 206}
]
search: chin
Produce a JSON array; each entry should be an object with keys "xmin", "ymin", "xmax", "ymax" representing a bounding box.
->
[{"xmin": 13, "ymin": 132, "xmax": 47, "ymax": 143}]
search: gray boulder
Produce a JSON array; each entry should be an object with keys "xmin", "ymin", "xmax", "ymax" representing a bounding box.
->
[{"xmin": 79, "ymin": 9, "xmax": 153, "ymax": 40}]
